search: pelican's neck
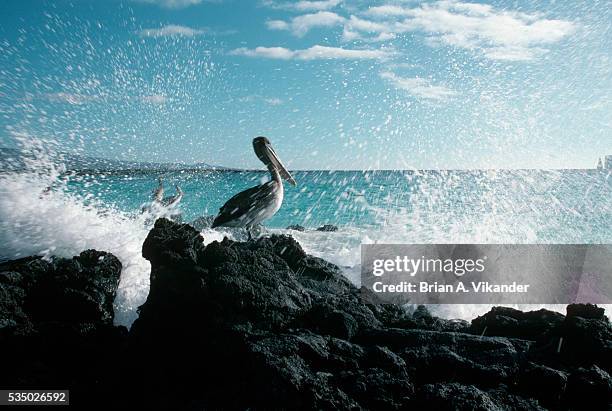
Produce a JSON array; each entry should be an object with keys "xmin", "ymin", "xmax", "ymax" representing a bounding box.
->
[
  {"xmin": 268, "ymin": 165, "xmax": 282, "ymax": 184},
  {"xmin": 154, "ymin": 181, "xmax": 164, "ymax": 202}
]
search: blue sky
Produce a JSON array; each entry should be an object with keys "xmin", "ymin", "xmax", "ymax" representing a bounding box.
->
[{"xmin": 0, "ymin": 0, "xmax": 610, "ymax": 169}]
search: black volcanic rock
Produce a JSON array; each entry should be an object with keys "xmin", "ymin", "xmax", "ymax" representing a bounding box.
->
[
  {"xmin": 0, "ymin": 251, "xmax": 126, "ymax": 406},
  {"xmin": 134, "ymin": 218, "xmax": 384, "ymax": 338},
  {"xmin": 2, "ymin": 218, "xmax": 611, "ymax": 410},
  {"xmin": 539, "ymin": 312, "xmax": 611, "ymax": 373},
  {"xmin": 316, "ymin": 224, "xmax": 338, "ymax": 232},
  {"xmin": 392, "ymin": 304, "xmax": 470, "ymax": 332},
  {"xmin": 129, "ymin": 219, "xmax": 411, "ymax": 408},
  {"xmin": 125, "ymin": 218, "xmax": 612, "ymax": 409},
  {"xmin": 470, "ymin": 306, "xmax": 565, "ymax": 340},
  {"xmin": 566, "ymin": 303, "xmax": 606, "ymax": 320},
  {"xmin": 0, "ymin": 250, "xmax": 121, "ymax": 329}
]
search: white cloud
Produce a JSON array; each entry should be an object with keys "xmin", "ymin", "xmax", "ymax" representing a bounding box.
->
[
  {"xmin": 230, "ymin": 45, "xmax": 391, "ymax": 60},
  {"xmin": 262, "ymin": 0, "xmax": 342, "ymax": 12},
  {"xmin": 341, "ymin": 15, "xmax": 396, "ymax": 42},
  {"xmin": 365, "ymin": 5, "xmax": 412, "ymax": 18},
  {"xmin": 298, "ymin": 45, "xmax": 390, "ymax": 59},
  {"xmin": 294, "ymin": 0, "xmax": 342, "ymax": 11},
  {"xmin": 131, "ymin": 0, "xmax": 206, "ymax": 9},
  {"xmin": 346, "ymin": 15, "xmax": 388, "ymax": 32},
  {"xmin": 230, "ymin": 46, "xmax": 296, "ymax": 59},
  {"xmin": 141, "ymin": 94, "xmax": 168, "ymax": 104},
  {"xmin": 138, "ymin": 25, "xmax": 205, "ymax": 37},
  {"xmin": 266, "ymin": 20, "xmax": 290, "ymax": 30},
  {"xmin": 380, "ymin": 71, "xmax": 457, "ymax": 101},
  {"xmin": 405, "ymin": 2, "xmax": 575, "ymax": 48},
  {"xmin": 267, "ymin": 11, "xmax": 345, "ymax": 37},
  {"xmin": 358, "ymin": 1, "xmax": 576, "ymax": 60}
]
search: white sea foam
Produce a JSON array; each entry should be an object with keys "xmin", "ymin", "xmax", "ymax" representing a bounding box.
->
[
  {"xmin": 0, "ymin": 169, "xmax": 154, "ymax": 326},
  {"xmin": 0, "ymin": 138, "xmax": 157, "ymax": 326}
]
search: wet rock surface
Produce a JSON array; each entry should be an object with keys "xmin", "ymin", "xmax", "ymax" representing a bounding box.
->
[{"xmin": 1, "ymin": 218, "xmax": 610, "ymax": 410}]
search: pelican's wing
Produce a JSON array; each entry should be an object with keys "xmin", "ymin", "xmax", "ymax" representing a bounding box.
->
[
  {"xmin": 153, "ymin": 185, "xmax": 164, "ymax": 202},
  {"xmin": 161, "ymin": 195, "xmax": 180, "ymax": 207},
  {"xmin": 212, "ymin": 182, "xmax": 275, "ymax": 228},
  {"xmin": 162, "ymin": 187, "xmax": 183, "ymax": 207}
]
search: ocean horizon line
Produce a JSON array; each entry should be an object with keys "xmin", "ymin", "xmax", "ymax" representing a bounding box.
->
[{"xmin": 1, "ymin": 147, "xmax": 609, "ymax": 173}]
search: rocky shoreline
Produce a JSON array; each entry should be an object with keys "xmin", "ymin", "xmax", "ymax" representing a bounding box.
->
[{"xmin": 1, "ymin": 218, "xmax": 610, "ymax": 410}]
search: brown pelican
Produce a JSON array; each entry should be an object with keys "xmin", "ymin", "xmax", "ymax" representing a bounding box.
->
[
  {"xmin": 161, "ymin": 185, "xmax": 183, "ymax": 207},
  {"xmin": 212, "ymin": 136, "xmax": 296, "ymax": 238},
  {"xmin": 151, "ymin": 177, "xmax": 183, "ymax": 207}
]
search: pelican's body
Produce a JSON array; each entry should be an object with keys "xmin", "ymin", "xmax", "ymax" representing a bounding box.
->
[
  {"xmin": 152, "ymin": 177, "xmax": 183, "ymax": 207},
  {"xmin": 153, "ymin": 178, "xmax": 164, "ymax": 202},
  {"xmin": 212, "ymin": 137, "xmax": 296, "ymax": 235},
  {"xmin": 142, "ymin": 178, "xmax": 184, "ymax": 217},
  {"xmin": 212, "ymin": 171, "xmax": 283, "ymax": 228},
  {"xmin": 161, "ymin": 186, "xmax": 183, "ymax": 207}
]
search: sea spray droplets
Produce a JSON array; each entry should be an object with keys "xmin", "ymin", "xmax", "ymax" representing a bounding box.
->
[{"xmin": 0, "ymin": 135, "xmax": 152, "ymax": 327}]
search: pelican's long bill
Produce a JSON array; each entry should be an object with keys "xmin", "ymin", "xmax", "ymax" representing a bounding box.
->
[{"xmin": 265, "ymin": 143, "xmax": 297, "ymax": 186}]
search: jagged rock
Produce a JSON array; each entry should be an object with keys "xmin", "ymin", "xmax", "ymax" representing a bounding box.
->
[
  {"xmin": 127, "ymin": 219, "xmax": 612, "ymax": 409},
  {"xmin": 190, "ymin": 215, "xmax": 267, "ymax": 238},
  {"xmin": 0, "ymin": 250, "xmax": 121, "ymax": 328},
  {"xmin": 135, "ymin": 219, "xmax": 381, "ymax": 336},
  {"xmin": 392, "ymin": 305, "xmax": 470, "ymax": 332},
  {"xmin": 128, "ymin": 219, "xmax": 392, "ymax": 408},
  {"xmin": 558, "ymin": 314, "xmax": 611, "ymax": 371},
  {"xmin": 130, "ymin": 219, "xmax": 419, "ymax": 408},
  {"xmin": 0, "ymin": 251, "xmax": 126, "ymax": 406},
  {"xmin": 470, "ymin": 306, "xmax": 565, "ymax": 340},
  {"xmin": 530, "ymin": 307, "xmax": 612, "ymax": 373},
  {"xmin": 316, "ymin": 224, "xmax": 338, "ymax": 232},
  {"xmin": 566, "ymin": 303, "xmax": 606, "ymax": 320},
  {"xmin": 2, "ymin": 218, "xmax": 610, "ymax": 410}
]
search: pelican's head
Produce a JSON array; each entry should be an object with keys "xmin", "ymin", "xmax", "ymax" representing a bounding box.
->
[{"xmin": 253, "ymin": 136, "xmax": 296, "ymax": 186}]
